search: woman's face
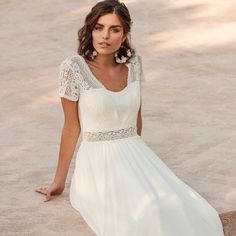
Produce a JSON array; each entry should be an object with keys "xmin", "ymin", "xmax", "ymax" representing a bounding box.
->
[{"xmin": 92, "ymin": 12, "xmax": 126, "ymax": 56}]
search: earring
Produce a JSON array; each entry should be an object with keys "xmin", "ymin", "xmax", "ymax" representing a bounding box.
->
[
  {"xmin": 114, "ymin": 46, "xmax": 132, "ymax": 63},
  {"xmin": 85, "ymin": 49, "xmax": 98, "ymax": 60},
  {"xmin": 91, "ymin": 50, "xmax": 98, "ymax": 60}
]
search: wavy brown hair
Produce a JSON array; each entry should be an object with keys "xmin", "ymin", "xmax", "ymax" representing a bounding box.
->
[{"xmin": 77, "ymin": 0, "xmax": 135, "ymax": 63}]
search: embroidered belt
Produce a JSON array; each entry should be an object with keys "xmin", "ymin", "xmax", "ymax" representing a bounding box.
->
[{"xmin": 83, "ymin": 126, "xmax": 137, "ymax": 142}]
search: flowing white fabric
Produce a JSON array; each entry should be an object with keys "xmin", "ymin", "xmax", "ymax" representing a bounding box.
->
[{"xmin": 58, "ymin": 54, "xmax": 225, "ymax": 236}]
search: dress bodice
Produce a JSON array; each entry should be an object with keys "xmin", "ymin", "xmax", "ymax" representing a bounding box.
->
[{"xmin": 58, "ymin": 54, "xmax": 146, "ymax": 140}]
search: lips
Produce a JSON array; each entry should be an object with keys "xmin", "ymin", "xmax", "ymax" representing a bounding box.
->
[{"xmin": 99, "ymin": 42, "xmax": 111, "ymax": 47}]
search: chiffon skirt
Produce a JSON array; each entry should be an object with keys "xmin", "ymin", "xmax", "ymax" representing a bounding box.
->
[{"xmin": 69, "ymin": 135, "xmax": 225, "ymax": 236}]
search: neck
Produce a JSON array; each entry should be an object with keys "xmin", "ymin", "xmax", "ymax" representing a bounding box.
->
[{"xmin": 93, "ymin": 53, "xmax": 116, "ymax": 68}]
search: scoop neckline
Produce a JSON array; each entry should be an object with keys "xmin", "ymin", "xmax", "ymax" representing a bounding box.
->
[{"xmin": 78, "ymin": 55, "xmax": 131, "ymax": 94}]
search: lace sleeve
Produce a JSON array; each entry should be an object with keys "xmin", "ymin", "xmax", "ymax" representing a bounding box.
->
[
  {"xmin": 136, "ymin": 55, "xmax": 146, "ymax": 83},
  {"xmin": 131, "ymin": 54, "xmax": 146, "ymax": 101},
  {"xmin": 58, "ymin": 57, "xmax": 80, "ymax": 101}
]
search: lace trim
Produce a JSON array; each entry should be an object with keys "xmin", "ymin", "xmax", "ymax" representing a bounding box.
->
[
  {"xmin": 58, "ymin": 54, "xmax": 145, "ymax": 101},
  {"xmin": 128, "ymin": 55, "xmax": 146, "ymax": 83},
  {"xmin": 58, "ymin": 60, "xmax": 80, "ymax": 101},
  {"xmin": 83, "ymin": 126, "xmax": 137, "ymax": 141}
]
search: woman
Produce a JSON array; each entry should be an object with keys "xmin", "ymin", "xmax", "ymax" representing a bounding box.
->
[{"xmin": 35, "ymin": 0, "xmax": 225, "ymax": 235}]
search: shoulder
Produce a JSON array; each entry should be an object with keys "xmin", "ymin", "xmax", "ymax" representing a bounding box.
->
[
  {"xmin": 59, "ymin": 54, "xmax": 85, "ymax": 70},
  {"xmin": 128, "ymin": 53, "xmax": 146, "ymax": 82},
  {"xmin": 128, "ymin": 53, "xmax": 143, "ymax": 66}
]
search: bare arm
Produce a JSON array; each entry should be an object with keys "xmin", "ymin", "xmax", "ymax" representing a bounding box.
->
[
  {"xmin": 137, "ymin": 104, "xmax": 142, "ymax": 136},
  {"xmin": 35, "ymin": 97, "xmax": 80, "ymax": 201},
  {"xmin": 53, "ymin": 98, "xmax": 81, "ymax": 185}
]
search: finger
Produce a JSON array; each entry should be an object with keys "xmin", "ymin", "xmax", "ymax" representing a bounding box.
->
[
  {"xmin": 44, "ymin": 189, "xmax": 51, "ymax": 202},
  {"xmin": 35, "ymin": 187, "xmax": 42, "ymax": 191},
  {"xmin": 35, "ymin": 187, "xmax": 47, "ymax": 195},
  {"xmin": 35, "ymin": 187, "xmax": 46, "ymax": 191},
  {"xmin": 35, "ymin": 188, "xmax": 42, "ymax": 193},
  {"xmin": 35, "ymin": 187, "xmax": 43, "ymax": 192},
  {"xmin": 44, "ymin": 196, "xmax": 50, "ymax": 202}
]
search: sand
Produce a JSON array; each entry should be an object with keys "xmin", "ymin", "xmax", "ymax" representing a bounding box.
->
[{"xmin": 0, "ymin": 0, "xmax": 236, "ymax": 235}]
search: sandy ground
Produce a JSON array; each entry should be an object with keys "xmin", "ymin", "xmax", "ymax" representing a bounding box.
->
[{"xmin": 0, "ymin": 0, "xmax": 236, "ymax": 235}]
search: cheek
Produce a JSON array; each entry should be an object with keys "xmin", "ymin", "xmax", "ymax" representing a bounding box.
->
[
  {"xmin": 92, "ymin": 31, "xmax": 99, "ymax": 42},
  {"xmin": 111, "ymin": 33, "xmax": 124, "ymax": 45}
]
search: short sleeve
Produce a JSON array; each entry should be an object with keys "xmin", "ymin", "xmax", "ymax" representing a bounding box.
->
[
  {"xmin": 58, "ymin": 57, "xmax": 80, "ymax": 101},
  {"xmin": 131, "ymin": 54, "xmax": 146, "ymax": 102},
  {"xmin": 136, "ymin": 55, "xmax": 146, "ymax": 83}
]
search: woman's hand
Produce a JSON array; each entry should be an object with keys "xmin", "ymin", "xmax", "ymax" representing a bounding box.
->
[{"xmin": 35, "ymin": 182, "xmax": 65, "ymax": 202}]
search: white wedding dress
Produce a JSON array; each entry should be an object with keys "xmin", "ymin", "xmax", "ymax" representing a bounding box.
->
[{"xmin": 58, "ymin": 54, "xmax": 225, "ymax": 236}]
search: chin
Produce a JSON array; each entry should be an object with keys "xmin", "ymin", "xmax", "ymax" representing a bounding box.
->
[{"xmin": 96, "ymin": 49, "xmax": 116, "ymax": 56}]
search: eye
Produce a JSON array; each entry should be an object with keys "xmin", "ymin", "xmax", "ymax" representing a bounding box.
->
[
  {"xmin": 110, "ymin": 28, "xmax": 120, "ymax": 33},
  {"xmin": 94, "ymin": 25, "xmax": 103, "ymax": 31}
]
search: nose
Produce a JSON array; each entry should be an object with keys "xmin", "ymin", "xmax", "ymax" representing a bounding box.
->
[{"xmin": 102, "ymin": 29, "xmax": 110, "ymax": 39}]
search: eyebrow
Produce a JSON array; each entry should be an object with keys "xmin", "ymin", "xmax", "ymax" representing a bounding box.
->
[{"xmin": 95, "ymin": 23, "xmax": 122, "ymax": 28}]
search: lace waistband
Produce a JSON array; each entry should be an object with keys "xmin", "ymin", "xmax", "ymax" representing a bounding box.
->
[{"xmin": 83, "ymin": 126, "xmax": 137, "ymax": 142}]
